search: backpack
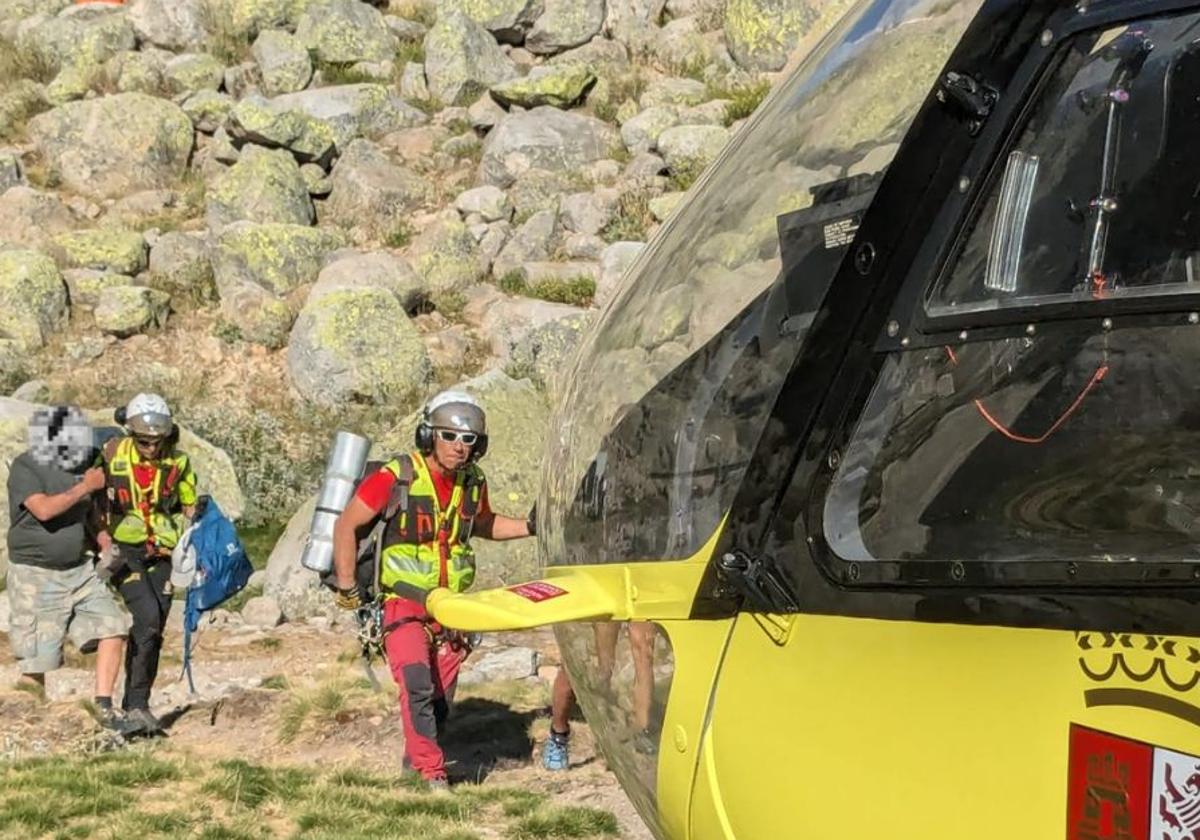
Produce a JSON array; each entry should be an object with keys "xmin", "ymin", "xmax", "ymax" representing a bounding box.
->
[
  {"xmin": 180, "ymin": 496, "xmax": 254, "ymax": 692},
  {"xmin": 319, "ymin": 455, "xmax": 413, "ymax": 602}
]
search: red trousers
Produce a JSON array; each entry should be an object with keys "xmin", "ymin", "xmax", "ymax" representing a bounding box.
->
[{"xmin": 383, "ymin": 597, "xmax": 468, "ymax": 781}]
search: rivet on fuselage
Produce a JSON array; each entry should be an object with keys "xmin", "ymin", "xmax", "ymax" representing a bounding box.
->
[
  {"xmin": 1189, "ymin": 312, "xmax": 1199, "ymax": 325},
  {"xmin": 1101, "ymin": 317, "xmax": 1113, "ymax": 331},
  {"xmin": 1041, "ymin": 29, "xmax": 1054, "ymax": 47},
  {"xmin": 958, "ymin": 330, "xmax": 968, "ymax": 341},
  {"xmin": 886, "ymin": 320, "xmax": 900, "ymax": 337},
  {"xmin": 1025, "ymin": 324, "xmax": 1036, "ymax": 336},
  {"xmin": 900, "ymin": 337, "xmax": 910, "ymax": 348},
  {"xmin": 958, "ymin": 176, "xmax": 971, "ymax": 193}
]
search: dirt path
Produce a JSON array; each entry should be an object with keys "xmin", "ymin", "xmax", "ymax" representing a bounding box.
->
[{"xmin": 0, "ymin": 618, "xmax": 654, "ymax": 840}]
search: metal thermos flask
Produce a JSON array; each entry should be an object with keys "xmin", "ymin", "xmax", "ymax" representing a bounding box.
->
[{"xmin": 300, "ymin": 430, "xmax": 371, "ymax": 574}]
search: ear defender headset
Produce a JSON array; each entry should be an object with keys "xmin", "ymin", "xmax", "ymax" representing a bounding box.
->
[{"xmin": 415, "ymin": 397, "xmax": 489, "ymax": 463}]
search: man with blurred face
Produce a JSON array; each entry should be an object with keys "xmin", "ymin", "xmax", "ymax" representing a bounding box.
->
[
  {"xmin": 332, "ymin": 390, "xmax": 534, "ymax": 790},
  {"xmin": 98, "ymin": 392, "xmax": 197, "ymax": 736},
  {"xmin": 5, "ymin": 406, "xmax": 130, "ymax": 732}
]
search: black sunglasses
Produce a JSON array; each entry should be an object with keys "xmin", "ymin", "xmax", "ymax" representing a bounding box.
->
[{"xmin": 436, "ymin": 429, "xmax": 478, "ymax": 445}]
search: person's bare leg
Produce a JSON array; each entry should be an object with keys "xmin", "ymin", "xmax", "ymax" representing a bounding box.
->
[
  {"xmin": 550, "ymin": 667, "xmax": 575, "ymax": 734},
  {"xmin": 593, "ymin": 622, "xmax": 620, "ymax": 690},
  {"xmin": 93, "ymin": 636, "xmax": 124, "ymax": 699},
  {"xmin": 629, "ymin": 622, "xmax": 655, "ymax": 732}
]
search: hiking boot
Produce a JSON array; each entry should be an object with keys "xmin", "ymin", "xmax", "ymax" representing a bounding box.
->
[
  {"xmin": 633, "ymin": 728, "xmax": 658, "ymax": 757},
  {"xmin": 543, "ymin": 730, "xmax": 570, "ymax": 771},
  {"xmin": 93, "ymin": 705, "xmax": 134, "ymax": 737},
  {"xmin": 123, "ymin": 707, "xmax": 165, "ymax": 738},
  {"xmin": 427, "ymin": 779, "xmax": 451, "ymax": 795}
]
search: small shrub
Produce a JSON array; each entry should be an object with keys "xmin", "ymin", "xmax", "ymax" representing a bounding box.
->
[
  {"xmin": 260, "ymin": 674, "xmax": 290, "ymax": 691},
  {"xmin": 447, "ymin": 137, "xmax": 482, "ymax": 162},
  {"xmin": 317, "ymin": 62, "xmax": 377, "ymax": 86},
  {"xmin": 174, "ymin": 406, "xmax": 323, "ymax": 528},
  {"xmin": 408, "ymin": 96, "xmax": 442, "ymax": 115},
  {"xmin": 429, "ymin": 290, "xmax": 467, "ymax": 322},
  {"xmin": 708, "ymin": 77, "xmax": 772, "ymax": 125},
  {"xmin": 385, "ymin": 221, "xmax": 414, "ymax": 248},
  {"xmin": 211, "ymin": 319, "xmax": 243, "ymax": 344},
  {"xmin": 667, "ymin": 158, "xmax": 706, "ymax": 192},
  {"xmin": 497, "ymin": 270, "xmax": 528, "ymax": 296},
  {"xmin": 205, "ymin": 24, "xmax": 253, "ymax": 66},
  {"xmin": 0, "ymin": 36, "xmax": 57, "ymax": 85},
  {"xmin": 390, "ymin": 0, "xmax": 437, "ymax": 27},
  {"xmin": 395, "ymin": 39, "xmax": 425, "ymax": 67},
  {"xmin": 600, "ymin": 190, "xmax": 654, "ymax": 243},
  {"xmin": 529, "ymin": 275, "xmax": 595, "ymax": 307}
]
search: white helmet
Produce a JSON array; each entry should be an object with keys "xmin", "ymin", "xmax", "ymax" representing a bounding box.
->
[{"xmin": 125, "ymin": 392, "xmax": 173, "ymax": 438}]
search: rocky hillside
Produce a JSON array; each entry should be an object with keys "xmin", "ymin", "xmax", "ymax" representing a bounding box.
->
[{"xmin": 0, "ymin": 0, "xmax": 853, "ymax": 592}]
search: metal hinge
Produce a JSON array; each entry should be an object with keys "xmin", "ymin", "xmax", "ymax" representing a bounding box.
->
[
  {"xmin": 936, "ymin": 71, "xmax": 999, "ymax": 135},
  {"xmin": 716, "ymin": 549, "xmax": 799, "ymax": 613}
]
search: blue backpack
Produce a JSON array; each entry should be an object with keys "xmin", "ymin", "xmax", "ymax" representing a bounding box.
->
[{"xmin": 181, "ymin": 497, "xmax": 253, "ymax": 692}]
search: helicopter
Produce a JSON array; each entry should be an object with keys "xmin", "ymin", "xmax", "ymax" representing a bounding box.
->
[{"xmin": 424, "ymin": 0, "xmax": 1200, "ymax": 836}]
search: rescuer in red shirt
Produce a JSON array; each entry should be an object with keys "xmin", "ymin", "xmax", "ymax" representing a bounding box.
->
[{"xmin": 330, "ymin": 391, "xmax": 533, "ymax": 789}]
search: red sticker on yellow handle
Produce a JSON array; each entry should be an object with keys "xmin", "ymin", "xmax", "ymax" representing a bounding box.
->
[{"xmin": 507, "ymin": 582, "xmax": 568, "ymax": 602}]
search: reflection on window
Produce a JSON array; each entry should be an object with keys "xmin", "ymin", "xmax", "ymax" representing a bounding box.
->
[
  {"xmin": 931, "ymin": 11, "xmax": 1200, "ymax": 317},
  {"xmin": 540, "ymin": 0, "xmax": 985, "ymax": 567},
  {"xmin": 556, "ymin": 622, "xmax": 673, "ymax": 838},
  {"xmin": 825, "ymin": 328, "xmax": 1200, "ymax": 565}
]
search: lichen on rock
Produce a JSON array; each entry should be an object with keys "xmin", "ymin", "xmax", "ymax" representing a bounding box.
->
[
  {"xmin": 206, "ymin": 145, "xmax": 315, "ymax": 232},
  {"xmin": 286, "ymin": 285, "xmax": 431, "ymax": 406},
  {"xmin": 0, "ymin": 250, "xmax": 68, "ymax": 351},
  {"xmin": 50, "ymin": 229, "xmax": 148, "ymax": 275}
]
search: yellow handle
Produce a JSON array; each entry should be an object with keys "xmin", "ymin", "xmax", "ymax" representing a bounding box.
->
[{"xmin": 426, "ymin": 560, "xmax": 710, "ymax": 632}]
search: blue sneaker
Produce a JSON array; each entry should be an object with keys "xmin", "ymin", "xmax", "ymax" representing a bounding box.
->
[{"xmin": 543, "ymin": 730, "xmax": 570, "ymax": 771}]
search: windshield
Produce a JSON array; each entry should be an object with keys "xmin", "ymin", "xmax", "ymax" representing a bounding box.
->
[
  {"xmin": 931, "ymin": 11, "xmax": 1200, "ymax": 317},
  {"xmin": 538, "ymin": 0, "xmax": 984, "ymax": 569}
]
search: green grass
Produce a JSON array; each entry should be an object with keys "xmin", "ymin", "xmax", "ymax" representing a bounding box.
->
[
  {"xmin": 202, "ymin": 759, "xmax": 312, "ymax": 809},
  {"xmin": 511, "ymin": 806, "xmax": 620, "ymax": 839},
  {"xmin": 0, "ymin": 749, "xmax": 620, "ymax": 839},
  {"xmin": 241, "ymin": 520, "xmax": 288, "ymax": 571},
  {"xmin": 497, "ymin": 272, "xmax": 595, "ymax": 307},
  {"xmin": 221, "ymin": 581, "xmax": 262, "ymax": 615}
]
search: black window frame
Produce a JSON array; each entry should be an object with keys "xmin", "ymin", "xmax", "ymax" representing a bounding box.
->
[{"xmin": 805, "ymin": 0, "xmax": 1200, "ymax": 593}]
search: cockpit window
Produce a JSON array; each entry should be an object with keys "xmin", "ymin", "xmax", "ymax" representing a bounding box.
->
[
  {"xmin": 825, "ymin": 11, "xmax": 1200, "ymax": 570},
  {"xmin": 540, "ymin": 0, "xmax": 984, "ymax": 569},
  {"xmin": 930, "ymin": 13, "xmax": 1200, "ymax": 318}
]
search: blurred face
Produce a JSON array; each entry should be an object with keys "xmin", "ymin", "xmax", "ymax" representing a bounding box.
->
[
  {"xmin": 28, "ymin": 407, "xmax": 93, "ymax": 471},
  {"xmin": 430, "ymin": 428, "xmax": 476, "ymax": 472}
]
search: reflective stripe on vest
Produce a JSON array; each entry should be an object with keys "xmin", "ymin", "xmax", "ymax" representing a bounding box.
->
[
  {"xmin": 378, "ymin": 453, "xmax": 482, "ymax": 597},
  {"xmin": 105, "ymin": 437, "xmax": 187, "ymax": 549}
]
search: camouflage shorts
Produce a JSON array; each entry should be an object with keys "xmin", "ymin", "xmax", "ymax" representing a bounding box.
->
[{"xmin": 6, "ymin": 562, "xmax": 132, "ymax": 674}]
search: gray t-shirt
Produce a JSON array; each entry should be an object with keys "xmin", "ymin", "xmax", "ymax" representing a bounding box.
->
[{"xmin": 6, "ymin": 451, "xmax": 90, "ymax": 570}]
